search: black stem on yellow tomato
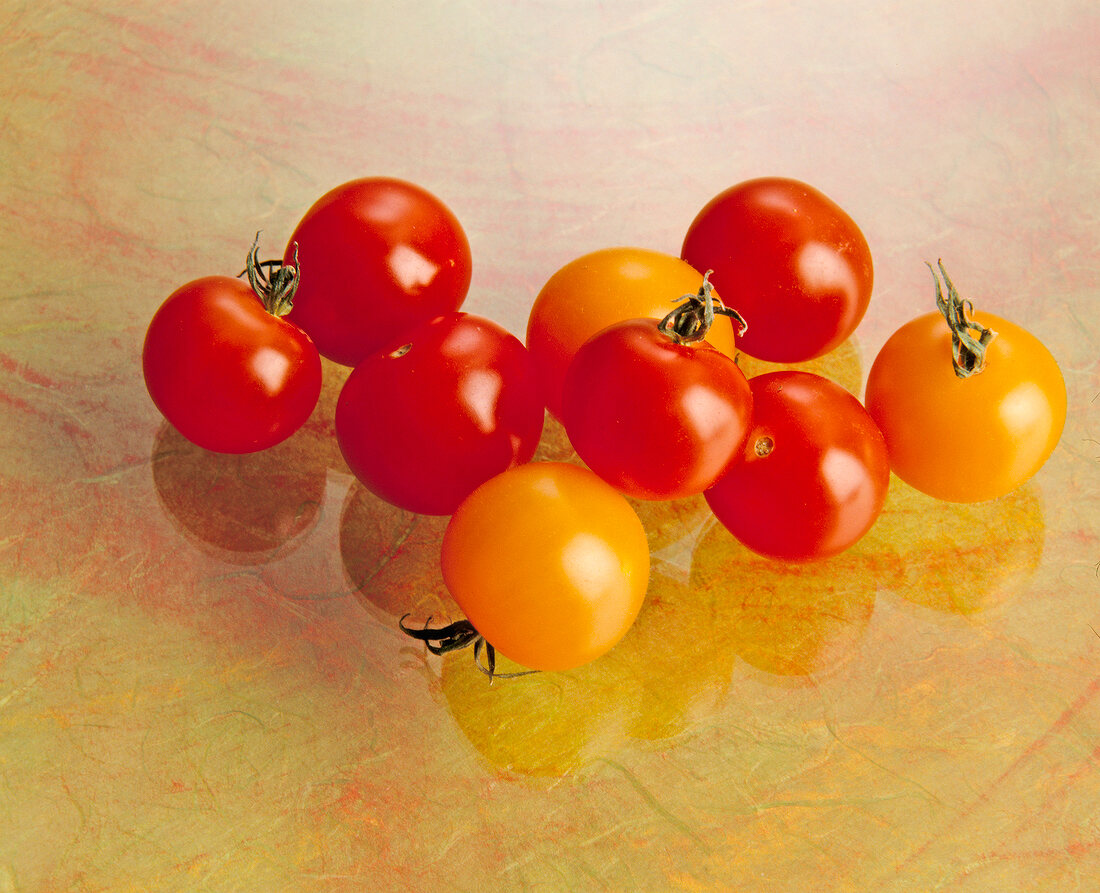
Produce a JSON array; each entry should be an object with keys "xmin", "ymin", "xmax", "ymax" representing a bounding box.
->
[
  {"xmin": 929, "ymin": 259, "xmax": 997, "ymax": 379},
  {"xmin": 657, "ymin": 270, "xmax": 748, "ymax": 345},
  {"xmin": 398, "ymin": 614, "xmax": 537, "ymax": 683},
  {"xmin": 242, "ymin": 231, "xmax": 300, "ymax": 318}
]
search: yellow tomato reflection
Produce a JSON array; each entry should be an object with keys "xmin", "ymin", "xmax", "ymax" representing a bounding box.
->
[
  {"xmin": 865, "ymin": 476, "xmax": 1045, "ymax": 614},
  {"xmin": 435, "ymin": 496, "xmax": 729, "ymax": 776},
  {"xmin": 438, "ymin": 648, "xmax": 640, "ymax": 778}
]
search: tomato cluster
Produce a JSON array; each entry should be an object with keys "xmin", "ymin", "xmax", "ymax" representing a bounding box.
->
[{"xmin": 142, "ymin": 175, "xmax": 1067, "ymax": 677}]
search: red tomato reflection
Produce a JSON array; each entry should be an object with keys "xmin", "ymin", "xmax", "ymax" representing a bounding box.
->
[{"xmin": 150, "ymin": 421, "xmax": 324, "ymax": 562}]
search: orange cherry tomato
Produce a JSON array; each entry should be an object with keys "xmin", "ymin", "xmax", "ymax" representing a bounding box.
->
[
  {"xmin": 864, "ymin": 266, "xmax": 1066, "ymax": 503},
  {"xmin": 440, "ymin": 462, "xmax": 650, "ymax": 672},
  {"xmin": 525, "ymin": 247, "xmax": 739, "ymax": 418}
]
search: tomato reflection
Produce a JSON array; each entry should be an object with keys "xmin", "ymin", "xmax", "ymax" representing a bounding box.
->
[
  {"xmin": 429, "ymin": 495, "xmax": 712, "ymax": 777},
  {"xmin": 690, "ymin": 518, "xmax": 881, "ymax": 678},
  {"xmin": 433, "ymin": 489, "xmax": 873, "ymax": 778},
  {"xmin": 150, "ymin": 421, "xmax": 324, "ymax": 562},
  {"xmin": 339, "ymin": 480, "xmax": 455, "ymax": 622},
  {"xmin": 437, "ymin": 648, "xmax": 641, "ymax": 778},
  {"xmin": 148, "ymin": 357, "xmax": 349, "ymax": 563},
  {"xmin": 866, "ymin": 477, "xmax": 1045, "ymax": 614}
]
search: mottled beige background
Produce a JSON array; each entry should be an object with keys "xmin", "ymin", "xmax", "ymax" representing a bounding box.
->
[{"xmin": 0, "ymin": 1, "xmax": 1097, "ymax": 890}]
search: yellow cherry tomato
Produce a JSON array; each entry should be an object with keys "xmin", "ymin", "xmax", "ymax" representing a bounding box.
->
[
  {"xmin": 865, "ymin": 267, "xmax": 1066, "ymax": 503},
  {"xmin": 440, "ymin": 462, "xmax": 650, "ymax": 672}
]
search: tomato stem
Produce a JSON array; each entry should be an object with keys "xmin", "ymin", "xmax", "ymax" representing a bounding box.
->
[
  {"xmin": 658, "ymin": 270, "xmax": 748, "ymax": 344},
  {"xmin": 398, "ymin": 614, "xmax": 537, "ymax": 683},
  {"xmin": 243, "ymin": 231, "xmax": 300, "ymax": 318},
  {"xmin": 930, "ymin": 260, "xmax": 997, "ymax": 378}
]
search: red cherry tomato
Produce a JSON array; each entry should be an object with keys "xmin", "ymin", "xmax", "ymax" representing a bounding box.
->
[
  {"xmin": 284, "ymin": 177, "xmax": 472, "ymax": 366},
  {"xmin": 335, "ymin": 312, "xmax": 545, "ymax": 515},
  {"xmin": 561, "ymin": 317, "xmax": 752, "ymax": 500},
  {"xmin": 143, "ymin": 275, "xmax": 322, "ymax": 454},
  {"xmin": 440, "ymin": 462, "xmax": 650, "ymax": 671},
  {"xmin": 705, "ymin": 371, "xmax": 890, "ymax": 561},
  {"xmin": 681, "ymin": 177, "xmax": 873, "ymax": 363},
  {"xmin": 864, "ymin": 264, "xmax": 1067, "ymax": 502},
  {"xmin": 525, "ymin": 247, "xmax": 740, "ymax": 419}
]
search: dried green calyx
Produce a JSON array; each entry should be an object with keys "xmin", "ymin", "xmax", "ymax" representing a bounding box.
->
[
  {"xmin": 658, "ymin": 270, "xmax": 748, "ymax": 345},
  {"xmin": 930, "ymin": 260, "xmax": 997, "ymax": 379},
  {"xmin": 399, "ymin": 615, "xmax": 536, "ymax": 683},
  {"xmin": 243, "ymin": 231, "xmax": 300, "ymax": 318}
]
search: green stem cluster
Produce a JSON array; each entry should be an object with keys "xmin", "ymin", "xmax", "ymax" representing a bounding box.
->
[
  {"xmin": 657, "ymin": 270, "xmax": 748, "ymax": 345},
  {"xmin": 399, "ymin": 615, "xmax": 536, "ymax": 683},
  {"xmin": 243, "ymin": 231, "xmax": 300, "ymax": 317},
  {"xmin": 929, "ymin": 260, "xmax": 996, "ymax": 378}
]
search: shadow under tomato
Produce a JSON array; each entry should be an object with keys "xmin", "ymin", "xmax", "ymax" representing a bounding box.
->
[
  {"xmin": 688, "ymin": 517, "xmax": 883, "ymax": 680},
  {"xmin": 148, "ymin": 358, "xmax": 351, "ymax": 564},
  {"xmin": 437, "ymin": 646, "xmax": 643, "ymax": 779},
  {"xmin": 735, "ymin": 334, "xmax": 864, "ymax": 396},
  {"xmin": 864, "ymin": 476, "xmax": 1045, "ymax": 615},
  {"xmin": 338, "ymin": 479, "xmax": 457, "ymax": 622},
  {"xmin": 150, "ymin": 421, "xmax": 326, "ymax": 563}
]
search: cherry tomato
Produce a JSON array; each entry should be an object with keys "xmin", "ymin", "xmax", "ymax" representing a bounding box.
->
[
  {"xmin": 335, "ymin": 312, "xmax": 545, "ymax": 515},
  {"xmin": 561, "ymin": 317, "xmax": 752, "ymax": 500},
  {"xmin": 441, "ymin": 462, "xmax": 650, "ymax": 671},
  {"xmin": 283, "ymin": 177, "xmax": 472, "ymax": 366},
  {"xmin": 525, "ymin": 247, "xmax": 740, "ymax": 418},
  {"xmin": 143, "ymin": 275, "xmax": 322, "ymax": 454},
  {"xmin": 705, "ymin": 371, "xmax": 890, "ymax": 561},
  {"xmin": 681, "ymin": 177, "xmax": 873, "ymax": 363},
  {"xmin": 864, "ymin": 269, "xmax": 1066, "ymax": 503}
]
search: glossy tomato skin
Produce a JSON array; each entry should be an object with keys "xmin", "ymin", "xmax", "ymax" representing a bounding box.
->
[
  {"xmin": 561, "ymin": 318, "xmax": 753, "ymax": 500},
  {"xmin": 865, "ymin": 310, "xmax": 1066, "ymax": 503},
  {"xmin": 284, "ymin": 177, "xmax": 472, "ymax": 367},
  {"xmin": 681, "ymin": 177, "xmax": 873, "ymax": 363},
  {"xmin": 526, "ymin": 247, "xmax": 739, "ymax": 419},
  {"xmin": 335, "ymin": 312, "xmax": 545, "ymax": 515},
  {"xmin": 441, "ymin": 462, "xmax": 650, "ymax": 671},
  {"xmin": 705, "ymin": 371, "xmax": 890, "ymax": 561},
  {"xmin": 143, "ymin": 276, "xmax": 322, "ymax": 454}
]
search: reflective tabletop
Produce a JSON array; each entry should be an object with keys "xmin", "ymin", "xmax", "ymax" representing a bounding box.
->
[{"xmin": 1, "ymin": 2, "xmax": 1097, "ymax": 890}]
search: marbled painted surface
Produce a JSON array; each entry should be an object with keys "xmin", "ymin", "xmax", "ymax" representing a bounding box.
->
[{"xmin": 0, "ymin": 2, "xmax": 1097, "ymax": 890}]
